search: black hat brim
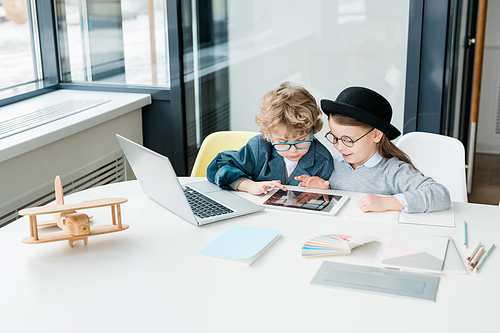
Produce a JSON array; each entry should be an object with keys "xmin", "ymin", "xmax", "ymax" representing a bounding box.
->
[{"xmin": 321, "ymin": 99, "xmax": 401, "ymax": 140}]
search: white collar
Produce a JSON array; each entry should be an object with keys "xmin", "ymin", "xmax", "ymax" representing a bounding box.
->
[{"xmin": 339, "ymin": 151, "xmax": 383, "ymax": 170}]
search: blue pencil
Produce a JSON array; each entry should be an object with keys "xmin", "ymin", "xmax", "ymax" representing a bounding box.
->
[{"xmin": 463, "ymin": 221, "xmax": 467, "ymax": 248}]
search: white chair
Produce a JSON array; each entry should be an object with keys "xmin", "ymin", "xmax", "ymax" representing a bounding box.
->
[{"xmin": 395, "ymin": 131, "xmax": 468, "ymax": 203}]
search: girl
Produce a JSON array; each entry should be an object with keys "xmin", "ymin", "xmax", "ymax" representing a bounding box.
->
[
  {"xmin": 297, "ymin": 86, "xmax": 451, "ymax": 213},
  {"xmin": 207, "ymin": 81, "xmax": 333, "ymax": 195}
]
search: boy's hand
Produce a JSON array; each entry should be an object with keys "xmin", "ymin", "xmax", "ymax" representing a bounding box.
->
[
  {"xmin": 295, "ymin": 175, "xmax": 329, "ymax": 190},
  {"xmin": 237, "ymin": 179, "xmax": 287, "ymax": 195},
  {"xmin": 357, "ymin": 194, "xmax": 404, "ymax": 212}
]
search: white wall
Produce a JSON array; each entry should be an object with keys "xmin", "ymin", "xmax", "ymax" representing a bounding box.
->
[{"xmin": 477, "ymin": 1, "xmax": 500, "ymax": 154}]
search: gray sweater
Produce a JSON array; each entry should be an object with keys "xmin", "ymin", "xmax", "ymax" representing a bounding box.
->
[{"xmin": 328, "ymin": 155, "xmax": 451, "ymax": 213}]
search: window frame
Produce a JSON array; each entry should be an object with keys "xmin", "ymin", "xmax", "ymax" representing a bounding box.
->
[
  {"xmin": 403, "ymin": 0, "xmax": 460, "ymax": 138},
  {"xmin": 0, "ymin": 0, "xmax": 59, "ymax": 107},
  {"xmin": 0, "ymin": 0, "xmax": 188, "ymax": 174}
]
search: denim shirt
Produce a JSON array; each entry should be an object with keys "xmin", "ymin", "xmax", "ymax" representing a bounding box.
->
[{"xmin": 207, "ymin": 134, "xmax": 334, "ymax": 189}]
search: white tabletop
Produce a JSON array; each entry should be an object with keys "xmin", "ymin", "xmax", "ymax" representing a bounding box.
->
[{"xmin": 1, "ymin": 179, "xmax": 499, "ymax": 332}]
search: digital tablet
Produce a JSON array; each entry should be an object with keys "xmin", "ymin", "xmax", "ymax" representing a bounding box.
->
[{"xmin": 258, "ymin": 186, "xmax": 349, "ymax": 216}]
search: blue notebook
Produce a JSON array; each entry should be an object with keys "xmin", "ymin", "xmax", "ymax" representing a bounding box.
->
[{"xmin": 195, "ymin": 225, "xmax": 282, "ymax": 266}]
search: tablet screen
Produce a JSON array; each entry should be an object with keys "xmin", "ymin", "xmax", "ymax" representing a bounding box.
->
[{"xmin": 262, "ymin": 189, "xmax": 344, "ymax": 213}]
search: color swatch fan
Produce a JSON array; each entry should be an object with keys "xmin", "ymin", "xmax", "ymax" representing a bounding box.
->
[{"xmin": 301, "ymin": 234, "xmax": 376, "ymax": 258}]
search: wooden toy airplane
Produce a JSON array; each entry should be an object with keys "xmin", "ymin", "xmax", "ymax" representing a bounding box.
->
[{"xmin": 19, "ymin": 176, "xmax": 129, "ymax": 247}]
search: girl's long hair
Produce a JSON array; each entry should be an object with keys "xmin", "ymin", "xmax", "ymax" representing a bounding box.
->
[{"xmin": 330, "ymin": 114, "xmax": 418, "ymax": 171}]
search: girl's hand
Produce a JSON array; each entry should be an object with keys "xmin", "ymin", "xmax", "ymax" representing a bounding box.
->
[
  {"xmin": 237, "ymin": 179, "xmax": 287, "ymax": 195},
  {"xmin": 295, "ymin": 175, "xmax": 329, "ymax": 190},
  {"xmin": 357, "ymin": 194, "xmax": 404, "ymax": 212}
]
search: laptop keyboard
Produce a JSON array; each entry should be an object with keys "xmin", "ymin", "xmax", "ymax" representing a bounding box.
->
[{"xmin": 182, "ymin": 186, "xmax": 234, "ymax": 219}]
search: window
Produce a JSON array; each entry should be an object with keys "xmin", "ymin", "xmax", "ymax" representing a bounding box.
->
[
  {"xmin": 0, "ymin": 0, "xmax": 41, "ymax": 98},
  {"xmin": 56, "ymin": 0, "xmax": 170, "ymax": 87}
]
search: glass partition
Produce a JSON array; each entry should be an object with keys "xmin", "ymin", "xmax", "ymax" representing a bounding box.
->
[{"xmin": 183, "ymin": 0, "xmax": 410, "ymax": 169}]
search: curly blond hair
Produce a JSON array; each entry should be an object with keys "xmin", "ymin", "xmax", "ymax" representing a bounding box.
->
[{"xmin": 255, "ymin": 81, "xmax": 323, "ymax": 140}]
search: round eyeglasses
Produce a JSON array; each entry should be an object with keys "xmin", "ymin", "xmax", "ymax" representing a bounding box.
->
[
  {"xmin": 269, "ymin": 128, "xmax": 313, "ymax": 151},
  {"xmin": 325, "ymin": 128, "xmax": 374, "ymax": 148}
]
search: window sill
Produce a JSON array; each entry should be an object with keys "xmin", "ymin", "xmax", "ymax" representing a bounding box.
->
[{"xmin": 0, "ymin": 89, "xmax": 151, "ymax": 163}]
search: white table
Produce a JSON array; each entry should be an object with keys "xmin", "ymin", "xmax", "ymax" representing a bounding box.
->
[{"xmin": 1, "ymin": 179, "xmax": 499, "ymax": 332}]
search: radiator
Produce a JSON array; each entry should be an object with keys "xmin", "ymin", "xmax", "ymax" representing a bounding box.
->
[
  {"xmin": 0, "ymin": 107, "xmax": 142, "ymax": 227},
  {"xmin": 0, "ymin": 150, "xmax": 126, "ymax": 226}
]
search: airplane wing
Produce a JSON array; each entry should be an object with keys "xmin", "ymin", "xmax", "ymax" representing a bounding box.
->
[
  {"xmin": 19, "ymin": 198, "xmax": 128, "ymax": 216},
  {"xmin": 22, "ymin": 224, "xmax": 130, "ymax": 244}
]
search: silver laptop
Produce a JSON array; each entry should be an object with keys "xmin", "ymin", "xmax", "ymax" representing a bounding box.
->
[{"xmin": 116, "ymin": 134, "xmax": 263, "ymax": 226}]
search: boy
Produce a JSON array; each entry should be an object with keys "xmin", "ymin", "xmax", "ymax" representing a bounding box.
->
[{"xmin": 207, "ymin": 81, "xmax": 333, "ymax": 195}]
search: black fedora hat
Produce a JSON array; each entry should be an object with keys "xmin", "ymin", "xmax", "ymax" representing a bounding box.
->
[{"xmin": 321, "ymin": 86, "xmax": 401, "ymax": 140}]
